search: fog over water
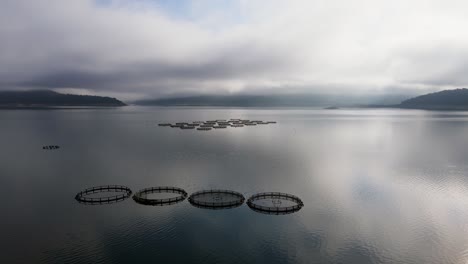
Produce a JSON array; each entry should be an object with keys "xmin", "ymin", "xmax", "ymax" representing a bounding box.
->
[{"xmin": 1, "ymin": 107, "xmax": 468, "ymax": 263}]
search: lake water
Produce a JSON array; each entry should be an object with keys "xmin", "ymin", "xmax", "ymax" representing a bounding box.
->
[{"xmin": 1, "ymin": 107, "xmax": 468, "ymax": 263}]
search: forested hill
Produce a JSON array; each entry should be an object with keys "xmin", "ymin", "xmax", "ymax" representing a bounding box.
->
[
  {"xmin": 399, "ymin": 88, "xmax": 468, "ymax": 110},
  {"xmin": 0, "ymin": 90, "xmax": 126, "ymax": 107}
]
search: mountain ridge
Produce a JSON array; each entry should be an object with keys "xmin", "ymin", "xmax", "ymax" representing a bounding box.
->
[
  {"xmin": 398, "ymin": 88, "xmax": 468, "ymax": 110},
  {"xmin": 0, "ymin": 90, "xmax": 126, "ymax": 107}
]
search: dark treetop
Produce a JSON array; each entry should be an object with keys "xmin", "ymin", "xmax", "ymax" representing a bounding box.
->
[{"xmin": 0, "ymin": 90, "xmax": 126, "ymax": 107}]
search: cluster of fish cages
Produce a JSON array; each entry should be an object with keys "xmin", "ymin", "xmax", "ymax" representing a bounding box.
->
[
  {"xmin": 43, "ymin": 145, "xmax": 60, "ymax": 150},
  {"xmin": 158, "ymin": 119, "xmax": 277, "ymax": 131},
  {"xmin": 133, "ymin": 186, "xmax": 188, "ymax": 206},
  {"xmin": 75, "ymin": 185, "xmax": 303, "ymax": 214},
  {"xmin": 75, "ymin": 185, "xmax": 133, "ymax": 204}
]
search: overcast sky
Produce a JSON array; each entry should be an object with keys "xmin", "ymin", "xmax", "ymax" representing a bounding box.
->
[{"xmin": 1, "ymin": 0, "xmax": 468, "ymax": 99}]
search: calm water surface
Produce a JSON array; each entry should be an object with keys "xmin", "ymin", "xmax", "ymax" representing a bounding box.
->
[{"xmin": 1, "ymin": 107, "xmax": 468, "ymax": 263}]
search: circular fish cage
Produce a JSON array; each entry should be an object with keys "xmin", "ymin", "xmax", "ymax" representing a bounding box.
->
[
  {"xmin": 189, "ymin": 189, "xmax": 245, "ymax": 209},
  {"xmin": 133, "ymin": 186, "xmax": 188, "ymax": 206},
  {"xmin": 197, "ymin": 127, "xmax": 212, "ymax": 131},
  {"xmin": 75, "ymin": 185, "xmax": 132, "ymax": 205},
  {"xmin": 247, "ymin": 192, "xmax": 303, "ymax": 215}
]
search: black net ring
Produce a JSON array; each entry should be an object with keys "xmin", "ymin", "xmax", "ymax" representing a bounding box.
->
[
  {"xmin": 188, "ymin": 189, "xmax": 245, "ymax": 209},
  {"xmin": 247, "ymin": 192, "xmax": 304, "ymax": 215},
  {"xmin": 75, "ymin": 185, "xmax": 132, "ymax": 205},
  {"xmin": 133, "ymin": 186, "xmax": 188, "ymax": 206}
]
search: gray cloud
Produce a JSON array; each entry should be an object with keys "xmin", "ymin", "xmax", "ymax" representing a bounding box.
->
[{"xmin": 1, "ymin": 0, "xmax": 468, "ymax": 99}]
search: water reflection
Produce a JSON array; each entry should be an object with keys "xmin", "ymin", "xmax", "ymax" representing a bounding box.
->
[{"xmin": 1, "ymin": 107, "xmax": 468, "ymax": 263}]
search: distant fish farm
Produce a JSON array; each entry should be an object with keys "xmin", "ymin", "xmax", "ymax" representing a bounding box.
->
[
  {"xmin": 158, "ymin": 119, "xmax": 277, "ymax": 131},
  {"xmin": 43, "ymin": 145, "xmax": 60, "ymax": 150}
]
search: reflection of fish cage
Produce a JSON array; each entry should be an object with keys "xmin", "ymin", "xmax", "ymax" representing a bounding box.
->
[
  {"xmin": 75, "ymin": 185, "xmax": 132, "ymax": 205},
  {"xmin": 133, "ymin": 186, "xmax": 188, "ymax": 206},
  {"xmin": 247, "ymin": 192, "xmax": 303, "ymax": 215},
  {"xmin": 189, "ymin": 189, "xmax": 245, "ymax": 209}
]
